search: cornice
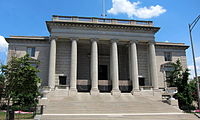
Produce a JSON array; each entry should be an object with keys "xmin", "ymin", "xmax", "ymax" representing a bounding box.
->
[{"xmin": 46, "ymin": 21, "xmax": 160, "ymax": 33}]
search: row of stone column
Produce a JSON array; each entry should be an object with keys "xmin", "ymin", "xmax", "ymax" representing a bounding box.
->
[{"xmin": 48, "ymin": 37, "xmax": 158, "ymax": 95}]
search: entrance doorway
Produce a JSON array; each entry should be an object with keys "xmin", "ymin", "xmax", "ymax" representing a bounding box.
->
[
  {"xmin": 98, "ymin": 65, "xmax": 108, "ymax": 80},
  {"xmin": 98, "ymin": 65, "xmax": 111, "ymax": 92}
]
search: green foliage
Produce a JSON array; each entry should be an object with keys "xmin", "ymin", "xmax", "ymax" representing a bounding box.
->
[
  {"xmin": 175, "ymin": 69, "xmax": 194, "ymax": 110},
  {"xmin": 0, "ymin": 72, "xmax": 5, "ymax": 104},
  {"xmin": 189, "ymin": 79, "xmax": 198, "ymax": 102},
  {"xmin": 168, "ymin": 59, "xmax": 194, "ymax": 110},
  {"xmin": 1, "ymin": 54, "xmax": 41, "ymax": 111},
  {"xmin": 167, "ymin": 60, "xmax": 183, "ymax": 87}
]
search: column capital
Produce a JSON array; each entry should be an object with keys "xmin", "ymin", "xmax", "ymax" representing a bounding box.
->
[
  {"xmin": 130, "ymin": 40, "xmax": 139, "ymax": 44},
  {"xmin": 49, "ymin": 36, "xmax": 58, "ymax": 41},
  {"xmin": 70, "ymin": 37, "xmax": 79, "ymax": 41},
  {"xmin": 110, "ymin": 39, "xmax": 119, "ymax": 43},
  {"xmin": 90, "ymin": 38, "xmax": 99, "ymax": 42},
  {"xmin": 148, "ymin": 41, "xmax": 156, "ymax": 45}
]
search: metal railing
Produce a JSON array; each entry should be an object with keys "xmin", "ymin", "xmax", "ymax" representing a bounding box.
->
[{"xmin": 52, "ymin": 15, "xmax": 153, "ymax": 27}]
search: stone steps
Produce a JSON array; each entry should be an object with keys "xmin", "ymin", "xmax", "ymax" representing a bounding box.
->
[
  {"xmin": 39, "ymin": 93, "xmax": 198, "ymax": 120},
  {"xmin": 41, "ymin": 113, "xmax": 199, "ymax": 120}
]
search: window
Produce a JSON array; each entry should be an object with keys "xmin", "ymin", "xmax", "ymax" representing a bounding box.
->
[
  {"xmin": 27, "ymin": 47, "xmax": 35, "ymax": 57},
  {"xmin": 164, "ymin": 52, "xmax": 172, "ymax": 61},
  {"xmin": 59, "ymin": 76, "xmax": 67, "ymax": 85}
]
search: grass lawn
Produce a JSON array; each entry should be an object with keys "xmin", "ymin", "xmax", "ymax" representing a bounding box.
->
[
  {"xmin": 0, "ymin": 111, "xmax": 34, "ymax": 119},
  {"xmin": 0, "ymin": 112, "xmax": 6, "ymax": 120}
]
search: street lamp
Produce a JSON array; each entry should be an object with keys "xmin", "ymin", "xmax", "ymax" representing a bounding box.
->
[{"xmin": 188, "ymin": 15, "xmax": 200, "ymax": 110}]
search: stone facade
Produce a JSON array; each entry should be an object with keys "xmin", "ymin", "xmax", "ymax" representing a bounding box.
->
[{"xmin": 6, "ymin": 16, "xmax": 189, "ymax": 96}]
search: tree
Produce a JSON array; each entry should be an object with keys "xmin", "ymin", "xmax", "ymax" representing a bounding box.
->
[
  {"xmin": 189, "ymin": 79, "xmax": 198, "ymax": 103},
  {"xmin": 175, "ymin": 69, "xmax": 193, "ymax": 110},
  {"xmin": 0, "ymin": 71, "xmax": 5, "ymax": 107},
  {"xmin": 167, "ymin": 59, "xmax": 194, "ymax": 110},
  {"xmin": 1, "ymin": 54, "xmax": 41, "ymax": 119},
  {"xmin": 167, "ymin": 60, "xmax": 183, "ymax": 87}
]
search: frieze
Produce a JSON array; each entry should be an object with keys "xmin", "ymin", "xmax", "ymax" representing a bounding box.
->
[{"xmin": 46, "ymin": 21, "xmax": 159, "ymax": 33}]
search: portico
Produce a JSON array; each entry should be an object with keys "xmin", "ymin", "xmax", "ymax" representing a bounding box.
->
[
  {"xmin": 43, "ymin": 15, "xmax": 164, "ymax": 96},
  {"xmin": 48, "ymin": 36, "xmax": 159, "ymax": 95}
]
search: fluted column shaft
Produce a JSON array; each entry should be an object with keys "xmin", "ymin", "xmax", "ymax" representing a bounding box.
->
[
  {"xmin": 130, "ymin": 41, "xmax": 139, "ymax": 92},
  {"xmin": 110, "ymin": 40, "xmax": 121, "ymax": 95},
  {"xmin": 149, "ymin": 42, "xmax": 158, "ymax": 90},
  {"xmin": 70, "ymin": 38, "xmax": 78, "ymax": 94},
  {"xmin": 90, "ymin": 39, "xmax": 99, "ymax": 95},
  {"xmin": 48, "ymin": 37, "xmax": 56, "ymax": 89}
]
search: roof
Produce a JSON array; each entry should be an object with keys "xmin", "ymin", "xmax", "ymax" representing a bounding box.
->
[
  {"xmin": 5, "ymin": 36, "xmax": 49, "ymax": 42},
  {"xmin": 155, "ymin": 42, "xmax": 189, "ymax": 49},
  {"xmin": 46, "ymin": 15, "xmax": 160, "ymax": 33}
]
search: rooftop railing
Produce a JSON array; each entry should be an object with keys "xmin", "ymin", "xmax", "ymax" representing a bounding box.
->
[{"xmin": 52, "ymin": 15, "xmax": 153, "ymax": 27}]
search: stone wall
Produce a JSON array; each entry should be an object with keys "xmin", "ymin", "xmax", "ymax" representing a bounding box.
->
[
  {"xmin": 7, "ymin": 40, "xmax": 50, "ymax": 86},
  {"xmin": 55, "ymin": 40, "xmax": 71, "ymax": 86},
  {"xmin": 155, "ymin": 45, "xmax": 187, "ymax": 88},
  {"xmin": 137, "ymin": 44, "xmax": 150, "ymax": 86}
]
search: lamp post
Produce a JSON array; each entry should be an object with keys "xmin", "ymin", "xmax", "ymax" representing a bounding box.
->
[{"xmin": 188, "ymin": 15, "xmax": 200, "ymax": 109}]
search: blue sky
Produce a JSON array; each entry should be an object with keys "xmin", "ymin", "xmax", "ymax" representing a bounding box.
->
[{"xmin": 0, "ymin": 0, "xmax": 199, "ymax": 77}]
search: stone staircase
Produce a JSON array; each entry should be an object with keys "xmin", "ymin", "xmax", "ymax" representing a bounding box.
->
[{"xmin": 39, "ymin": 92, "xmax": 198, "ymax": 120}]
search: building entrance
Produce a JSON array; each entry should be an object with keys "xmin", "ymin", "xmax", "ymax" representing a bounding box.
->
[
  {"xmin": 98, "ymin": 65, "xmax": 111, "ymax": 92},
  {"xmin": 98, "ymin": 65, "xmax": 108, "ymax": 80}
]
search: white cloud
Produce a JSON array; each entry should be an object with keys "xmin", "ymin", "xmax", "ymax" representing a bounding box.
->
[
  {"xmin": 196, "ymin": 57, "xmax": 200, "ymax": 63},
  {"xmin": 188, "ymin": 56, "xmax": 200, "ymax": 78},
  {"xmin": 0, "ymin": 36, "xmax": 8, "ymax": 64},
  {"xmin": 0, "ymin": 36, "xmax": 8, "ymax": 52},
  {"xmin": 107, "ymin": 0, "xmax": 166, "ymax": 19}
]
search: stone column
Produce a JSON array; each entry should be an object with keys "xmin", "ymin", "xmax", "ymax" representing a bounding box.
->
[
  {"xmin": 69, "ymin": 38, "xmax": 78, "ymax": 95},
  {"xmin": 110, "ymin": 40, "xmax": 121, "ymax": 96},
  {"xmin": 90, "ymin": 38, "xmax": 99, "ymax": 95},
  {"xmin": 149, "ymin": 42, "xmax": 159, "ymax": 90},
  {"xmin": 48, "ymin": 37, "xmax": 56, "ymax": 90},
  {"xmin": 130, "ymin": 41, "xmax": 140, "ymax": 94}
]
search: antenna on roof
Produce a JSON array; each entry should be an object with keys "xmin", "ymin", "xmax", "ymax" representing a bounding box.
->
[{"xmin": 101, "ymin": 0, "xmax": 107, "ymax": 18}]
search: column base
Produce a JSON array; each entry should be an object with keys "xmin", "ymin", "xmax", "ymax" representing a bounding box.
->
[
  {"xmin": 90, "ymin": 88, "xmax": 99, "ymax": 96},
  {"xmin": 69, "ymin": 88, "xmax": 77, "ymax": 96},
  {"xmin": 111, "ymin": 89, "xmax": 121, "ymax": 96},
  {"xmin": 131, "ymin": 89, "xmax": 141, "ymax": 95}
]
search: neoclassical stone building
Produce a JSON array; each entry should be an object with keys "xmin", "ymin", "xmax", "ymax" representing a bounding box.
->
[{"xmin": 6, "ymin": 15, "xmax": 188, "ymax": 96}]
